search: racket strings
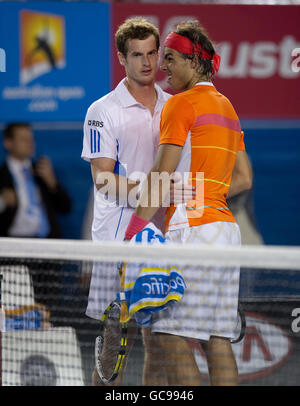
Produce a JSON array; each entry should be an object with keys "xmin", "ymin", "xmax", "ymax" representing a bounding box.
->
[{"xmin": 100, "ymin": 316, "xmax": 123, "ymax": 378}]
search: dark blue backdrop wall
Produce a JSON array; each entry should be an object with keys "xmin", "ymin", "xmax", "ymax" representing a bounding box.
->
[{"xmin": 241, "ymin": 122, "xmax": 300, "ymax": 246}]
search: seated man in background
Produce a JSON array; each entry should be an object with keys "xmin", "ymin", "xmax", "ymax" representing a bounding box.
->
[
  {"xmin": 0, "ymin": 122, "xmax": 71, "ymax": 238},
  {"xmin": 0, "ymin": 122, "xmax": 72, "ymax": 322}
]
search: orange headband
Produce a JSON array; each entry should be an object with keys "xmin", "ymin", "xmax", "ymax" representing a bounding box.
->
[{"xmin": 164, "ymin": 32, "xmax": 220, "ymax": 74}]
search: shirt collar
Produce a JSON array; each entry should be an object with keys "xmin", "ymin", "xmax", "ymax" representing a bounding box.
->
[
  {"xmin": 7, "ymin": 156, "xmax": 32, "ymax": 172},
  {"xmin": 115, "ymin": 78, "xmax": 165, "ymax": 108},
  {"xmin": 154, "ymin": 82, "xmax": 166, "ymax": 105},
  {"xmin": 194, "ymin": 81, "xmax": 214, "ymax": 87},
  {"xmin": 115, "ymin": 78, "xmax": 138, "ymax": 108}
]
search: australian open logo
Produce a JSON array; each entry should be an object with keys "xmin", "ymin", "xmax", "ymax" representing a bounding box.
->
[{"xmin": 19, "ymin": 10, "xmax": 66, "ymax": 84}]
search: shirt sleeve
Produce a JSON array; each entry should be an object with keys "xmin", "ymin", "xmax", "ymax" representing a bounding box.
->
[
  {"xmin": 159, "ymin": 95, "xmax": 195, "ymax": 147},
  {"xmin": 239, "ymin": 130, "xmax": 246, "ymax": 151},
  {"xmin": 81, "ymin": 102, "xmax": 117, "ymax": 162}
]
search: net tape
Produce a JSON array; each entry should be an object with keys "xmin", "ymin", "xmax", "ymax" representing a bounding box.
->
[{"xmin": 0, "ymin": 237, "xmax": 299, "ymax": 270}]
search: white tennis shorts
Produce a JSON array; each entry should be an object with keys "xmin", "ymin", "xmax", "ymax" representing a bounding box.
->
[
  {"xmin": 150, "ymin": 221, "xmax": 241, "ymax": 342},
  {"xmin": 86, "ymin": 261, "xmax": 120, "ymax": 320}
]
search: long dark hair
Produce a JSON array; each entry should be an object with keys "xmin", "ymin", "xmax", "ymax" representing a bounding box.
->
[{"xmin": 175, "ymin": 20, "xmax": 216, "ymax": 78}]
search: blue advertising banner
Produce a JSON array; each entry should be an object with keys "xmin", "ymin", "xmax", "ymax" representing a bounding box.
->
[{"xmin": 0, "ymin": 2, "xmax": 111, "ymax": 122}]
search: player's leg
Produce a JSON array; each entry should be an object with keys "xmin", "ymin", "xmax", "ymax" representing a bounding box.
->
[
  {"xmin": 155, "ymin": 332, "xmax": 201, "ymax": 386},
  {"xmin": 191, "ymin": 222, "xmax": 240, "ymax": 385},
  {"xmin": 141, "ymin": 328, "xmax": 168, "ymax": 386},
  {"xmin": 203, "ymin": 336, "xmax": 238, "ymax": 386}
]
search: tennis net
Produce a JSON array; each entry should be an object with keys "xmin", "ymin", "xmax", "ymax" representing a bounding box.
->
[{"xmin": 0, "ymin": 237, "xmax": 299, "ymax": 386}]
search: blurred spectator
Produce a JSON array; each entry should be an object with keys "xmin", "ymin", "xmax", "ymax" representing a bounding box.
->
[
  {"xmin": 0, "ymin": 122, "xmax": 71, "ymax": 238},
  {"xmin": 0, "ymin": 122, "xmax": 72, "ymax": 322}
]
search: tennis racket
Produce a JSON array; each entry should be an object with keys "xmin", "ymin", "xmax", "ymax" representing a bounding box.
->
[
  {"xmin": 95, "ymin": 300, "xmax": 128, "ymax": 384},
  {"xmin": 230, "ymin": 304, "xmax": 246, "ymax": 344},
  {"xmin": 95, "ymin": 262, "xmax": 129, "ymax": 384}
]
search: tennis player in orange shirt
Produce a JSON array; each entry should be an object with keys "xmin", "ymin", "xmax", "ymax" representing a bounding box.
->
[{"xmin": 125, "ymin": 20, "xmax": 252, "ymax": 386}]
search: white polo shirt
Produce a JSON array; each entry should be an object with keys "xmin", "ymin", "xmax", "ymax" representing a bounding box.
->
[{"xmin": 81, "ymin": 78, "xmax": 171, "ymax": 241}]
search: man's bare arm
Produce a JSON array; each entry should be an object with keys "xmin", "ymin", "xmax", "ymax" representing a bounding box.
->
[
  {"xmin": 91, "ymin": 157, "xmax": 139, "ymax": 206},
  {"xmin": 227, "ymin": 150, "xmax": 253, "ymax": 199},
  {"xmin": 135, "ymin": 144, "xmax": 183, "ymax": 221},
  {"xmin": 91, "ymin": 152, "xmax": 193, "ymax": 210}
]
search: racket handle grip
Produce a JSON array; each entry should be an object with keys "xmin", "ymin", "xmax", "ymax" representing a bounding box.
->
[{"xmin": 120, "ymin": 301, "xmax": 129, "ymax": 323}]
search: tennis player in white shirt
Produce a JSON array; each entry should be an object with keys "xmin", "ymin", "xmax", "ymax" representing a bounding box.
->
[{"xmin": 81, "ymin": 17, "xmax": 193, "ymax": 386}]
